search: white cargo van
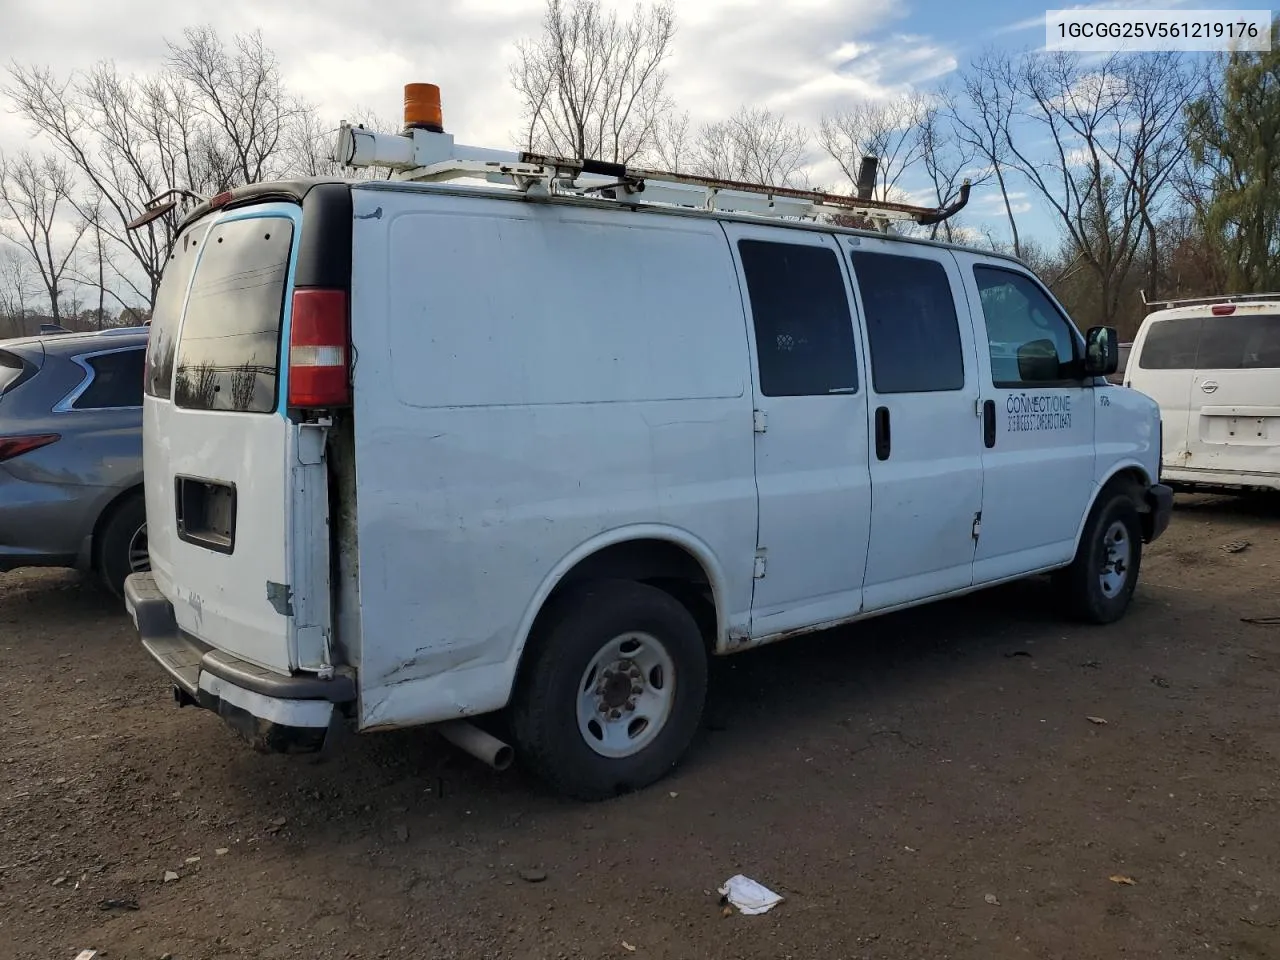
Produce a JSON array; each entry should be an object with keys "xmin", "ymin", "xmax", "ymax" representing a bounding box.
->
[
  {"xmin": 1128, "ymin": 294, "xmax": 1280, "ymax": 492},
  {"xmin": 124, "ymin": 87, "xmax": 1172, "ymax": 800}
]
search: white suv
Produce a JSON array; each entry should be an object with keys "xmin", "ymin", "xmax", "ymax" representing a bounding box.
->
[{"xmin": 1128, "ymin": 296, "xmax": 1280, "ymax": 492}]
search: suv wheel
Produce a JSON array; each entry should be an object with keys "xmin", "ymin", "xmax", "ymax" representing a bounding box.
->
[{"xmin": 97, "ymin": 493, "xmax": 148, "ymax": 599}]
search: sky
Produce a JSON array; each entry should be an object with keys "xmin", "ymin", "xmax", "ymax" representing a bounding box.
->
[{"xmin": 0, "ymin": 0, "xmax": 1251, "ymax": 259}]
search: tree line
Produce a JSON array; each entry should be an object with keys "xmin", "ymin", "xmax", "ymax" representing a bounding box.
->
[{"xmin": 2, "ymin": 1, "xmax": 1277, "ymax": 340}]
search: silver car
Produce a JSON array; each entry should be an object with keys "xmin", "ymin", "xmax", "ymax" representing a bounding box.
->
[{"xmin": 0, "ymin": 327, "xmax": 148, "ymax": 596}]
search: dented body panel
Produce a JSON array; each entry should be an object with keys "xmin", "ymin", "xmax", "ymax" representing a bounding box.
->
[{"xmin": 345, "ymin": 186, "xmax": 758, "ymax": 728}]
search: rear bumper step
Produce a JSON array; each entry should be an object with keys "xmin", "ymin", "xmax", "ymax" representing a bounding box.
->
[{"xmin": 125, "ymin": 572, "xmax": 354, "ymax": 753}]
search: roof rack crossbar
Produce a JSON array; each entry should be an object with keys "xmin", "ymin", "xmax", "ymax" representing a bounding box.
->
[
  {"xmin": 1141, "ymin": 290, "xmax": 1280, "ymax": 311},
  {"xmin": 333, "ymin": 122, "xmax": 970, "ymax": 227}
]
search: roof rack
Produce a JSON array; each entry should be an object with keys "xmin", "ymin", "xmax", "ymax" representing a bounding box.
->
[
  {"xmin": 332, "ymin": 84, "xmax": 970, "ymax": 229},
  {"xmin": 1141, "ymin": 290, "xmax": 1280, "ymax": 311}
]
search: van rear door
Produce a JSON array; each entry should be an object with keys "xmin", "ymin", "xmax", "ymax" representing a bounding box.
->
[
  {"xmin": 1185, "ymin": 310, "xmax": 1280, "ymax": 477},
  {"xmin": 143, "ymin": 202, "xmax": 321, "ymax": 675}
]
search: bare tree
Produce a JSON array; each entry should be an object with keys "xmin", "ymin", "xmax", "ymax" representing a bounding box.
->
[
  {"xmin": 690, "ymin": 106, "xmax": 810, "ymax": 187},
  {"xmin": 1107, "ymin": 52, "xmax": 1203, "ymax": 300},
  {"xmin": 512, "ymin": 0, "xmax": 676, "ymax": 163},
  {"xmin": 1005, "ymin": 52, "xmax": 1145, "ymax": 327},
  {"xmin": 918, "ymin": 93, "xmax": 990, "ymax": 242},
  {"xmin": 0, "ymin": 151, "xmax": 89, "ymax": 323},
  {"xmin": 948, "ymin": 50, "xmax": 1024, "ymax": 258},
  {"xmin": 648, "ymin": 110, "xmax": 691, "ymax": 172},
  {"xmin": 819, "ymin": 93, "xmax": 929, "ymax": 199},
  {"xmin": 166, "ymin": 27, "xmax": 299, "ymax": 186},
  {"xmin": 6, "ymin": 27, "xmax": 301, "ymax": 310},
  {"xmin": 0, "ymin": 245, "xmax": 35, "ymax": 337}
]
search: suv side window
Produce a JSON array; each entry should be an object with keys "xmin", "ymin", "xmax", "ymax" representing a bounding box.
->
[
  {"xmin": 851, "ymin": 251, "xmax": 964, "ymax": 393},
  {"xmin": 973, "ymin": 266, "xmax": 1079, "ymax": 387},
  {"xmin": 738, "ymin": 239, "xmax": 859, "ymax": 397},
  {"xmin": 73, "ymin": 348, "xmax": 145, "ymax": 409}
]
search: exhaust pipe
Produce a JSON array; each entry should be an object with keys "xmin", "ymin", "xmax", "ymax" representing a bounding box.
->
[{"xmin": 437, "ymin": 720, "xmax": 514, "ymax": 771}]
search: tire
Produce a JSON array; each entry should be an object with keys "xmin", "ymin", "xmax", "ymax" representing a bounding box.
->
[
  {"xmin": 1055, "ymin": 486, "xmax": 1142, "ymax": 624},
  {"xmin": 97, "ymin": 493, "xmax": 149, "ymax": 599},
  {"xmin": 510, "ymin": 579, "xmax": 708, "ymax": 801}
]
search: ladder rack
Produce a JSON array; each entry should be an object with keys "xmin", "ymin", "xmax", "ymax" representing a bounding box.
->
[{"xmin": 332, "ymin": 121, "xmax": 970, "ymax": 228}]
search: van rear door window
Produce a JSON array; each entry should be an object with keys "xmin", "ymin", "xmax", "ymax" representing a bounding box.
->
[
  {"xmin": 173, "ymin": 216, "xmax": 294, "ymax": 413},
  {"xmin": 145, "ymin": 221, "xmax": 209, "ymax": 399},
  {"xmin": 1197, "ymin": 314, "xmax": 1280, "ymax": 369}
]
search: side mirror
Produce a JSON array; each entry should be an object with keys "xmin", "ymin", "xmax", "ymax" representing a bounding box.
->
[
  {"xmin": 1016, "ymin": 338, "xmax": 1061, "ymax": 382},
  {"xmin": 1084, "ymin": 326, "xmax": 1119, "ymax": 377}
]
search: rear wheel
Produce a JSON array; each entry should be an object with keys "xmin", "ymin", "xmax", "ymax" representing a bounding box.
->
[
  {"xmin": 97, "ymin": 493, "xmax": 149, "ymax": 599},
  {"xmin": 510, "ymin": 580, "xmax": 708, "ymax": 801},
  {"xmin": 1055, "ymin": 486, "xmax": 1142, "ymax": 624}
]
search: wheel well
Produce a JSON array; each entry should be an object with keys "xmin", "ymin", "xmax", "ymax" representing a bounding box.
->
[
  {"xmin": 532, "ymin": 539, "xmax": 719, "ymax": 651},
  {"xmin": 1103, "ymin": 467, "xmax": 1150, "ymax": 505},
  {"xmin": 90, "ymin": 485, "xmax": 144, "ymax": 570}
]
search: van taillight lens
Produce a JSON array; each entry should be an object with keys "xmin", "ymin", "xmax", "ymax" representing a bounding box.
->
[
  {"xmin": 288, "ymin": 289, "xmax": 350, "ymax": 409},
  {"xmin": 0, "ymin": 434, "xmax": 59, "ymax": 463}
]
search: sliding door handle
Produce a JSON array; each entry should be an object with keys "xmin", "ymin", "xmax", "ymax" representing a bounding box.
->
[{"xmin": 874, "ymin": 406, "xmax": 891, "ymax": 461}]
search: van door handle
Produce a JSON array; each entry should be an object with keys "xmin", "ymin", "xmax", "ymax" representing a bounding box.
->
[
  {"xmin": 874, "ymin": 406, "xmax": 891, "ymax": 461},
  {"xmin": 983, "ymin": 399, "xmax": 996, "ymax": 448}
]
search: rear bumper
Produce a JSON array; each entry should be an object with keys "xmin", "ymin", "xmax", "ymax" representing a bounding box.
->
[
  {"xmin": 1161, "ymin": 464, "xmax": 1280, "ymax": 492},
  {"xmin": 1143, "ymin": 483, "xmax": 1174, "ymax": 544},
  {"xmin": 124, "ymin": 572, "xmax": 355, "ymax": 753}
]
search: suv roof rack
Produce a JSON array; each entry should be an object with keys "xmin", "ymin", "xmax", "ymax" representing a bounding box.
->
[
  {"xmin": 333, "ymin": 83, "xmax": 970, "ymax": 230},
  {"xmin": 1141, "ymin": 290, "xmax": 1280, "ymax": 311}
]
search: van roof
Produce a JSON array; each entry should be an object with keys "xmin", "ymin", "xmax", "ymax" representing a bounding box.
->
[{"xmin": 177, "ymin": 176, "xmax": 1030, "ymax": 271}]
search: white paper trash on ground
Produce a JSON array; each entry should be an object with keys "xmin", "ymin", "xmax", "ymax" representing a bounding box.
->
[{"xmin": 719, "ymin": 874, "xmax": 784, "ymax": 915}]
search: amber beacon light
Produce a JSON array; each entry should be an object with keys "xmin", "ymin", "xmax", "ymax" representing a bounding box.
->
[{"xmin": 404, "ymin": 83, "xmax": 444, "ymax": 132}]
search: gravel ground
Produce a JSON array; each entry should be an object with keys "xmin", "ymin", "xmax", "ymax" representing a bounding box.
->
[{"xmin": 3, "ymin": 494, "xmax": 1280, "ymax": 960}]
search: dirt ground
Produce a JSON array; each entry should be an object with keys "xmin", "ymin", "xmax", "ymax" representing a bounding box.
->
[{"xmin": 3, "ymin": 495, "xmax": 1280, "ymax": 960}]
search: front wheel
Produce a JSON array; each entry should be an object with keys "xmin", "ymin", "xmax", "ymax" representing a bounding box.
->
[
  {"xmin": 510, "ymin": 580, "xmax": 708, "ymax": 801},
  {"xmin": 1055, "ymin": 487, "xmax": 1142, "ymax": 624}
]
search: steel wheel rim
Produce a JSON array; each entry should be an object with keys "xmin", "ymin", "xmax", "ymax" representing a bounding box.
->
[
  {"xmin": 127, "ymin": 523, "xmax": 150, "ymax": 573},
  {"xmin": 576, "ymin": 631, "xmax": 677, "ymax": 759},
  {"xmin": 1098, "ymin": 520, "xmax": 1130, "ymax": 598}
]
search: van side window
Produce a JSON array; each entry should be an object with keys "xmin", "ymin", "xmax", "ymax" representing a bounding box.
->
[
  {"xmin": 73, "ymin": 348, "xmax": 145, "ymax": 409},
  {"xmin": 851, "ymin": 251, "xmax": 964, "ymax": 393},
  {"xmin": 973, "ymin": 266, "xmax": 1078, "ymax": 387},
  {"xmin": 738, "ymin": 240, "xmax": 858, "ymax": 397},
  {"xmin": 1137, "ymin": 318, "xmax": 1203, "ymax": 369}
]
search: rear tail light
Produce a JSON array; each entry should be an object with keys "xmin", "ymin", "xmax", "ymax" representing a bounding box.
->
[
  {"xmin": 1211, "ymin": 304, "xmax": 1236, "ymax": 316},
  {"xmin": 0, "ymin": 434, "xmax": 60, "ymax": 463},
  {"xmin": 288, "ymin": 288, "xmax": 350, "ymax": 409}
]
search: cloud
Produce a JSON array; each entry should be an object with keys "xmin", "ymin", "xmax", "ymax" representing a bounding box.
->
[{"xmin": 2, "ymin": 0, "xmax": 962, "ymax": 154}]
